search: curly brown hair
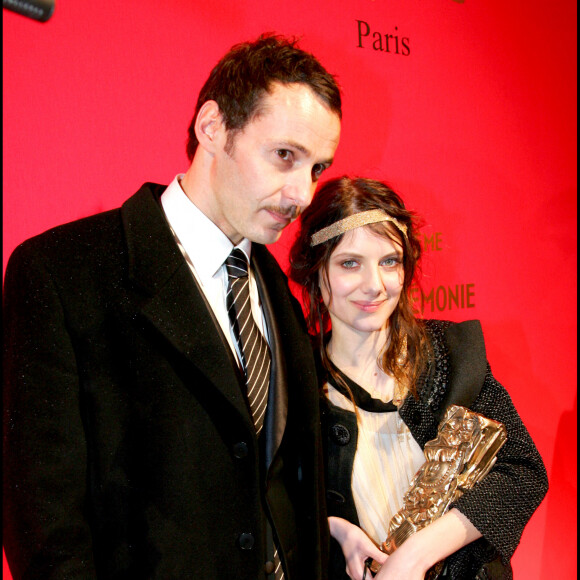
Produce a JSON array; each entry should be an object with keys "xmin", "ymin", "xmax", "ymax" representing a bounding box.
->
[{"xmin": 289, "ymin": 176, "xmax": 427, "ymax": 399}]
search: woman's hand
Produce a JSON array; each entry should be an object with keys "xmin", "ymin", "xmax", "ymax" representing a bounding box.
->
[
  {"xmin": 373, "ymin": 534, "xmax": 431, "ymax": 580},
  {"xmin": 374, "ymin": 508, "xmax": 483, "ymax": 579},
  {"xmin": 328, "ymin": 516, "xmax": 387, "ymax": 580}
]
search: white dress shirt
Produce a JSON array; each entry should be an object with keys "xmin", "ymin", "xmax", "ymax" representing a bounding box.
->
[{"xmin": 160, "ymin": 174, "xmax": 268, "ymax": 367}]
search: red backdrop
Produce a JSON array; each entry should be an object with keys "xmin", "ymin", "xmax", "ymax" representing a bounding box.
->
[{"xmin": 3, "ymin": 1, "xmax": 577, "ymax": 578}]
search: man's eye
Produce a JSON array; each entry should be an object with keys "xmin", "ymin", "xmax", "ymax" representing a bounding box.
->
[
  {"xmin": 276, "ymin": 149, "xmax": 292, "ymax": 162},
  {"xmin": 312, "ymin": 164, "xmax": 326, "ymax": 181}
]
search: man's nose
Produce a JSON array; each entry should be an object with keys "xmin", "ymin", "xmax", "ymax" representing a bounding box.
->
[{"xmin": 283, "ymin": 170, "xmax": 317, "ymax": 208}]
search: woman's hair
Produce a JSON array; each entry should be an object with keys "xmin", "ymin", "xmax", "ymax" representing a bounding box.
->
[{"xmin": 289, "ymin": 176, "xmax": 427, "ymax": 399}]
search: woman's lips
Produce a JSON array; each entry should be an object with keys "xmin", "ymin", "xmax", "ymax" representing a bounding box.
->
[{"xmin": 352, "ymin": 300, "xmax": 386, "ymax": 312}]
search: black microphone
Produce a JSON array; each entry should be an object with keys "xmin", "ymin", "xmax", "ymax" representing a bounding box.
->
[{"xmin": 3, "ymin": 0, "xmax": 54, "ymax": 22}]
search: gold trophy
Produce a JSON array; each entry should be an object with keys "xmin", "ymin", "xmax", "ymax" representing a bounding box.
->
[{"xmin": 368, "ymin": 405, "xmax": 507, "ymax": 579}]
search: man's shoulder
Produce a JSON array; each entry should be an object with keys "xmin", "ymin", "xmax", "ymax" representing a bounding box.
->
[
  {"xmin": 251, "ymin": 243, "xmax": 310, "ymax": 329},
  {"xmin": 252, "ymin": 243, "xmax": 283, "ymax": 272},
  {"xmin": 9, "ymin": 207, "xmax": 121, "ymax": 267},
  {"xmin": 8, "ymin": 183, "xmax": 167, "ymax": 266},
  {"xmin": 251, "ymin": 244, "xmax": 292, "ymax": 292}
]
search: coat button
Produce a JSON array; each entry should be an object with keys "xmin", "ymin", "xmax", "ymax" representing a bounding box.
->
[
  {"xmin": 232, "ymin": 441, "xmax": 249, "ymax": 459},
  {"xmin": 237, "ymin": 532, "xmax": 255, "ymax": 550},
  {"xmin": 264, "ymin": 561, "xmax": 275, "ymax": 574},
  {"xmin": 331, "ymin": 424, "xmax": 351, "ymax": 445}
]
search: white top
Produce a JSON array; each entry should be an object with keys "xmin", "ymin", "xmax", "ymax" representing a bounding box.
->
[
  {"xmin": 325, "ymin": 384, "xmax": 426, "ymax": 544},
  {"xmin": 160, "ymin": 174, "xmax": 268, "ymax": 366}
]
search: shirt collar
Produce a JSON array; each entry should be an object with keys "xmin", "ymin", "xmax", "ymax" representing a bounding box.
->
[{"xmin": 161, "ymin": 175, "xmax": 252, "ymax": 281}]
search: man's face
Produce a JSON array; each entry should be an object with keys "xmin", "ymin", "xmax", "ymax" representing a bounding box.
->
[{"xmin": 207, "ymin": 82, "xmax": 341, "ymax": 245}]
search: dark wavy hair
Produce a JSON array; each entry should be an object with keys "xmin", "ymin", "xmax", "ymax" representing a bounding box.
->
[
  {"xmin": 289, "ymin": 176, "xmax": 427, "ymax": 399},
  {"xmin": 186, "ymin": 33, "xmax": 342, "ymax": 160}
]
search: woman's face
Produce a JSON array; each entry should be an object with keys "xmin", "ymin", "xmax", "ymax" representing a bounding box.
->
[{"xmin": 320, "ymin": 225, "xmax": 404, "ymax": 337}]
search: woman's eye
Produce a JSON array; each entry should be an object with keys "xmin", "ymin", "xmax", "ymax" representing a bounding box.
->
[
  {"xmin": 382, "ymin": 257, "xmax": 401, "ymax": 268},
  {"xmin": 341, "ymin": 260, "xmax": 358, "ymax": 269}
]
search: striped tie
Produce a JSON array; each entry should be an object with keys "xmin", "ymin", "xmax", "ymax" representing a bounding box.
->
[
  {"xmin": 225, "ymin": 249, "xmax": 271, "ymax": 435},
  {"xmin": 273, "ymin": 547, "xmax": 284, "ymax": 580},
  {"xmin": 226, "ymin": 250, "xmax": 284, "ymax": 578}
]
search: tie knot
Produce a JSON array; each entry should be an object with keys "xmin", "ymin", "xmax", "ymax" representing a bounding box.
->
[{"xmin": 225, "ymin": 248, "xmax": 249, "ymax": 279}]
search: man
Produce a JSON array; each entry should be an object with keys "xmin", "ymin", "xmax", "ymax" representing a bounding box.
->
[{"xmin": 3, "ymin": 35, "xmax": 341, "ymax": 579}]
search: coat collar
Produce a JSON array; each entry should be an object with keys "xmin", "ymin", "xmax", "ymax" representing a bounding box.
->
[{"xmin": 121, "ymin": 184, "xmax": 255, "ymax": 432}]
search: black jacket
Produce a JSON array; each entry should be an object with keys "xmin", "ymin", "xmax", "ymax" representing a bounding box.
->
[
  {"xmin": 3, "ymin": 183, "xmax": 328, "ymax": 579},
  {"xmin": 322, "ymin": 320, "xmax": 548, "ymax": 579}
]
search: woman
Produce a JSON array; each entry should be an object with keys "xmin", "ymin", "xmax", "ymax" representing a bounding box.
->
[{"xmin": 289, "ymin": 177, "xmax": 548, "ymax": 580}]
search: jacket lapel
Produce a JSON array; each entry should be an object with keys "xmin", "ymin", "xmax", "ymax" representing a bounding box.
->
[
  {"xmin": 121, "ymin": 184, "xmax": 252, "ymax": 428},
  {"xmin": 252, "ymin": 247, "xmax": 289, "ymax": 470}
]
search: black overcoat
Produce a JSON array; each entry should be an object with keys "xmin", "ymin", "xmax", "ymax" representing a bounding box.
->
[{"xmin": 3, "ymin": 184, "xmax": 328, "ymax": 579}]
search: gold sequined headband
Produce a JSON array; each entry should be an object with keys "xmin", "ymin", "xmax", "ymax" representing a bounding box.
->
[{"xmin": 310, "ymin": 209, "xmax": 408, "ymax": 247}]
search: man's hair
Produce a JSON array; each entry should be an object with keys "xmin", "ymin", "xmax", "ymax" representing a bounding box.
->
[{"xmin": 186, "ymin": 34, "xmax": 342, "ymax": 160}]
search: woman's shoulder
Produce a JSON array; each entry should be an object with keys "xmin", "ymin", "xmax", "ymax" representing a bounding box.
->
[
  {"xmin": 420, "ymin": 318, "xmax": 481, "ymax": 333},
  {"xmin": 417, "ymin": 319, "xmax": 488, "ymax": 414},
  {"xmin": 420, "ymin": 319, "xmax": 485, "ymax": 352}
]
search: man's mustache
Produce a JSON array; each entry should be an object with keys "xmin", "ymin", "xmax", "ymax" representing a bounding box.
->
[{"xmin": 264, "ymin": 205, "xmax": 301, "ymax": 220}]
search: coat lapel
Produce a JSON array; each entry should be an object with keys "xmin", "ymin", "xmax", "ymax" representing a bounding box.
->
[
  {"xmin": 252, "ymin": 247, "xmax": 289, "ymax": 470},
  {"xmin": 121, "ymin": 184, "xmax": 253, "ymax": 428}
]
